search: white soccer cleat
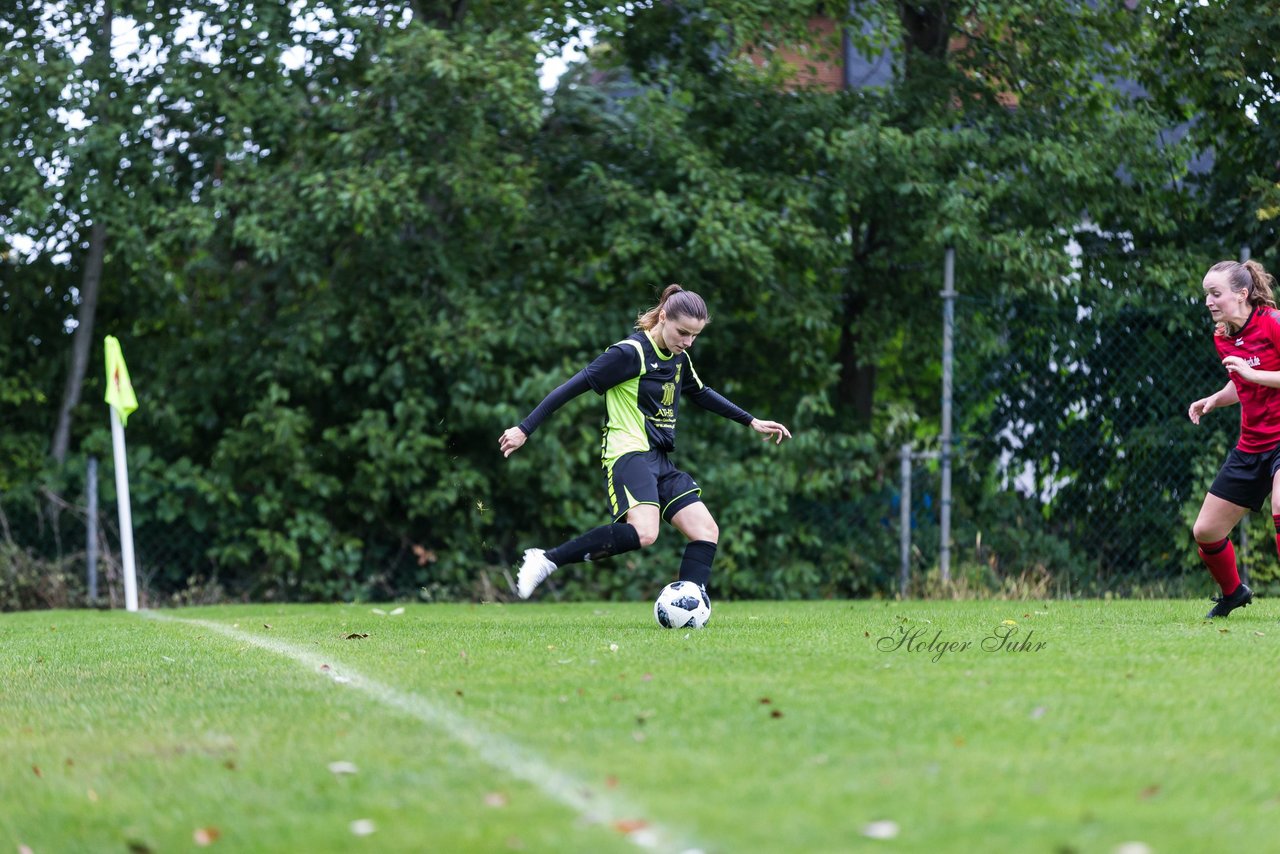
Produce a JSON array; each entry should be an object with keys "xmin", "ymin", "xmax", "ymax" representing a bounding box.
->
[{"xmin": 516, "ymin": 548, "xmax": 557, "ymax": 599}]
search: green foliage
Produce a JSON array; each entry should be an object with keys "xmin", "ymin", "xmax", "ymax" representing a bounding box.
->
[{"xmin": 1, "ymin": 1, "xmax": 1270, "ymax": 604}]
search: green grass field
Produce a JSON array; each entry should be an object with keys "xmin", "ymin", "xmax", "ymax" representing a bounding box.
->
[{"xmin": 2, "ymin": 599, "xmax": 1276, "ymax": 853}]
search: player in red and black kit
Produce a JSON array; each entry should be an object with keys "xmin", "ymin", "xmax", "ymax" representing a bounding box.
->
[
  {"xmin": 498, "ymin": 285, "xmax": 792, "ymax": 603},
  {"xmin": 1188, "ymin": 259, "xmax": 1280, "ymax": 617}
]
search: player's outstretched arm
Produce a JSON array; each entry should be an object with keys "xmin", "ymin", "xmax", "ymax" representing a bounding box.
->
[
  {"xmin": 499, "ymin": 370, "xmax": 597, "ymax": 458},
  {"xmin": 750, "ymin": 418, "xmax": 792, "ymax": 445}
]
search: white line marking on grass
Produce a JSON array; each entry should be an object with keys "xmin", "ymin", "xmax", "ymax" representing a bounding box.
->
[{"xmin": 145, "ymin": 612, "xmax": 702, "ymax": 854}]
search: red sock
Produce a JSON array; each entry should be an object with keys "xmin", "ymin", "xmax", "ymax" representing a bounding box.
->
[{"xmin": 1197, "ymin": 537, "xmax": 1240, "ymax": 596}]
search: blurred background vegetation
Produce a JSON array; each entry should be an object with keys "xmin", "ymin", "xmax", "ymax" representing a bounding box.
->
[{"xmin": 3, "ymin": 1, "xmax": 1278, "ymax": 608}]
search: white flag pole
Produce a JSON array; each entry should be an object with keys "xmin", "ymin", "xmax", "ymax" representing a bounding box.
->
[{"xmin": 110, "ymin": 405, "xmax": 139, "ymax": 611}]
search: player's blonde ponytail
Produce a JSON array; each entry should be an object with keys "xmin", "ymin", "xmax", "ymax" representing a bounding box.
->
[
  {"xmin": 635, "ymin": 284, "xmax": 709, "ymax": 331},
  {"xmin": 1245, "ymin": 260, "xmax": 1278, "ymax": 310}
]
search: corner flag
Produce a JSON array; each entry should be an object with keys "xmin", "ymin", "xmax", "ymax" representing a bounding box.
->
[
  {"xmin": 104, "ymin": 335, "xmax": 138, "ymax": 426},
  {"xmin": 104, "ymin": 334, "xmax": 140, "ymax": 611}
]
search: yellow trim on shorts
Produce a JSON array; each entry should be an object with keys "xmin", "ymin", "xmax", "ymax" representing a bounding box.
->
[
  {"xmin": 661, "ymin": 487, "xmax": 703, "ymax": 517},
  {"xmin": 613, "ymin": 500, "xmax": 659, "ymax": 523}
]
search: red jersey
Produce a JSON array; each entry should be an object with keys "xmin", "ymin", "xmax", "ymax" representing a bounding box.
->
[{"xmin": 1214, "ymin": 306, "xmax": 1280, "ymax": 452}]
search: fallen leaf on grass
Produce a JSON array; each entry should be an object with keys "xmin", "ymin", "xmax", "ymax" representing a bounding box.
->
[
  {"xmin": 328, "ymin": 761, "xmax": 359, "ymax": 775},
  {"xmin": 193, "ymin": 827, "xmax": 221, "ymax": 846},
  {"xmin": 349, "ymin": 819, "xmax": 377, "ymax": 837},
  {"xmin": 605, "ymin": 775, "xmax": 619, "ymax": 789},
  {"xmin": 759, "ymin": 697, "xmax": 772, "ymax": 704},
  {"xmin": 861, "ymin": 820, "xmax": 900, "ymax": 840},
  {"xmin": 1001, "ymin": 619, "xmax": 1017, "ymax": 627},
  {"xmin": 32, "ymin": 765, "xmax": 41, "ymax": 778},
  {"xmin": 613, "ymin": 819, "xmax": 649, "ymax": 835},
  {"xmin": 344, "ymin": 632, "xmax": 369, "ymax": 639},
  {"xmin": 770, "ymin": 709, "xmax": 784, "ymax": 719},
  {"xmin": 1139, "ymin": 784, "xmax": 1160, "ymax": 800}
]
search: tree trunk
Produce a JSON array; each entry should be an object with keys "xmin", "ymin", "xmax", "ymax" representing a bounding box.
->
[
  {"xmin": 835, "ymin": 284, "xmax": 877, "ymax": 423},
  {"xmin": 50, "ymin": 1, "xmax": 113, "ymax": 464},
  {"xmin": 50, "ymin": 220, "xmax": 107, "ymax": 463}
]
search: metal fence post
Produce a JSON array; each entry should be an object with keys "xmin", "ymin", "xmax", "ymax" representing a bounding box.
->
[
  {"xmin": 900, "ymin": 443, "xmax": 912, "ymax": 597},
  {"xmin": 87, "ymin": 456, "xmax": 99, "ymax": 602},
  {"xmin": 940, "ymin": 247, "xmax": 956, "ymax": 583}
]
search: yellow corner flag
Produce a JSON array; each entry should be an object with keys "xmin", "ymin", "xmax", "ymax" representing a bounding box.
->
[{"xmin": 104, "ymin": 335, "xmax": 139, "ymax": 426}]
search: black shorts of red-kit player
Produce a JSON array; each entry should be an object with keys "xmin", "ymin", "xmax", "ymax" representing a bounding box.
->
[
  {"xmin": 678, "ymin": 540, "xmax": 717, "ymax": 588},
  {"xmin": 546, "ymin": 523, "xmax": 642, "ymax": 568},
  {"xmin": 1208, "ymin": 445, "xmax": 1280, "ymax": 511}
]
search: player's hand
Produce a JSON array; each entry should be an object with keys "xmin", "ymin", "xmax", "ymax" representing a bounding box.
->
[
  {"xmin": 1222, "ymin": 355, "xmax": 1254, "ymax": 382},
  {"xmin": 1188, "ymin": 396, "xmax": 1214, "ymax": 425},
  {"xmin": 499, "ymin": 426, "xmax": 528, "ymax": 458},
  {"xmin": 750, "ymin": 418, "xmax": 792, "ymax": 445}
]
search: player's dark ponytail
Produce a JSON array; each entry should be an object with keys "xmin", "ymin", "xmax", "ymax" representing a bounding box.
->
[{"xmin": 635, "ymin": 284, "xmax": 710, "ymax": 331}]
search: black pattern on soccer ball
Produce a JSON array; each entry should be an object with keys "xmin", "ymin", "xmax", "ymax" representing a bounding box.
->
[{"xmin": 656, "ymin": 603, "xmax": 675, "ymax": 628}]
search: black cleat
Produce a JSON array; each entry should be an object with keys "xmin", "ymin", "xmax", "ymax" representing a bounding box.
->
[{"xmin": 1206, "ymin": 582, "xmax": 1253, "ymax": 619}]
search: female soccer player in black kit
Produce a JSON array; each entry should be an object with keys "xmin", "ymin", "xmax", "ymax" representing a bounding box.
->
[
  {"xmin": 499, "ymin": 285, "xmax": 792, "ymax": 601},
  {"xmin": 1188, "ymin": 259, "xmax": 1280, "ymax": 617}
]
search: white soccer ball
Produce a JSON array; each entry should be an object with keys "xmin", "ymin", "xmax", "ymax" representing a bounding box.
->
[{"xmin": 653, "ymin": 580, "xmax": 711, "ymax": 629}]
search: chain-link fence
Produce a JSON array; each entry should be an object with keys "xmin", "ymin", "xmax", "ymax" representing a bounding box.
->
[
  {"xmin": 0, "ymin": 488, "xmax": 219, "ymax": 610},
  {"xmin": 11, "ymin": 269, "xmax": 1279, "ymax": 606},
  {"xmin": 922, "ymin": 287, "xmax": 1277, "ymax": 596}
]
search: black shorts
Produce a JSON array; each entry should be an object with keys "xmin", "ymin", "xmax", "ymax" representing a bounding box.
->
[
  {"xmin": 604, "ymin": 450, "xmax": 702, "ymax": 522},
  {"xmin": 1209, "ymin": 445, "xmax": 1280, "ymax": 511}
]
